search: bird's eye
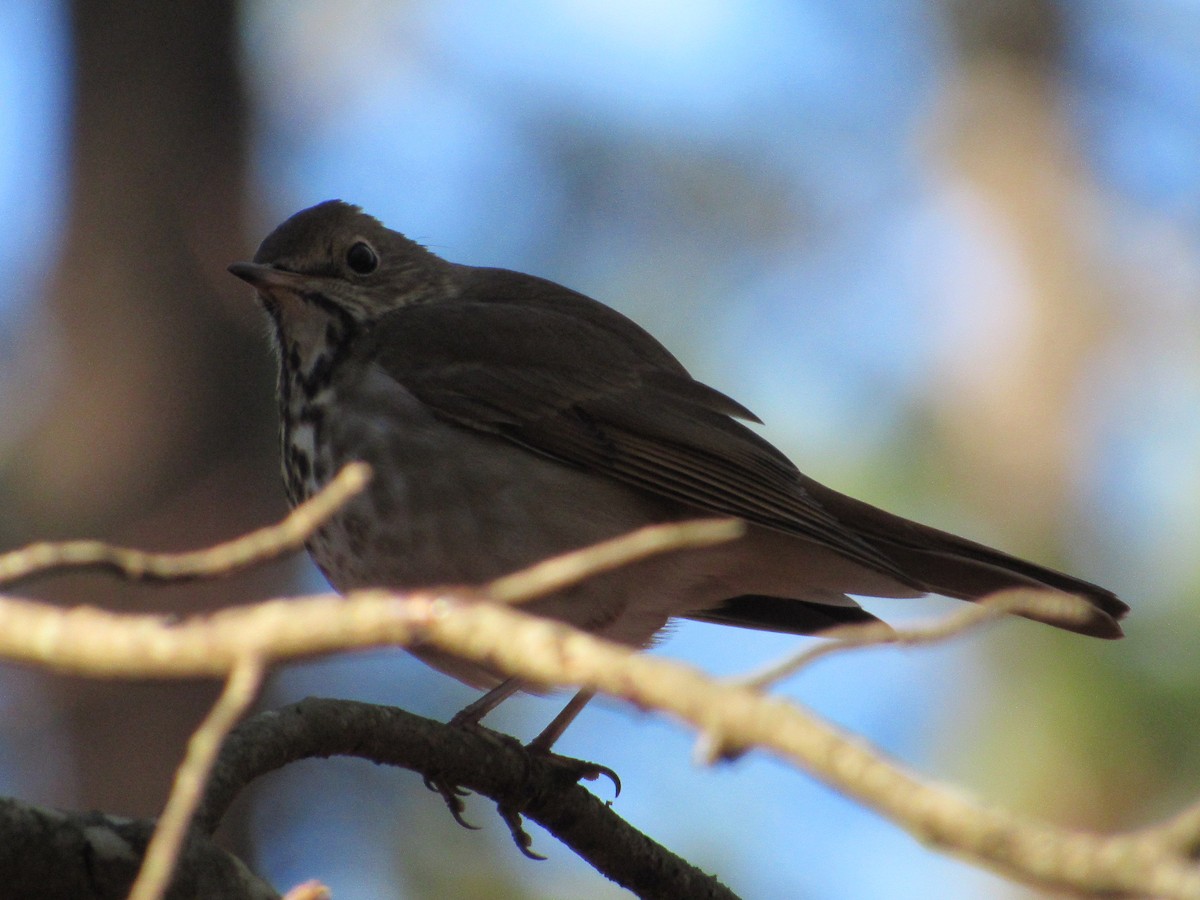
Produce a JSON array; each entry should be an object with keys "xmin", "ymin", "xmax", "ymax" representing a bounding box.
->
[{"xmin": 346, "ymin": 241, "xmax": 378, "ymax": 275}]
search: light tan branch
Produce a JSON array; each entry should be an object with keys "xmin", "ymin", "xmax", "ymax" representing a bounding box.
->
[
  {"xmin": 735, "ymin": 588, "xmax": 1096, "ymax": 689},
  {"xmin": 0, "ymin": 580, "xmax": 1195, "ymax": 896},
  {"xmin": 0, "ymin": 511, "xmax": 746, "ymax": 677},
  {"xmin": 389, "ymin": 598, "xmax": 1200, "ymax": 899},
  {"xmin": 281, "ymin": 882, "xmax": 331, "ymax": 900},
  {"xmin": 0, "ymin": 462, "xmax": 370, "ymax": 586},
  {"xmin": 129, "ymin": 656, "xmax": 266, "ymax": 900},
  {"xmin": 488, "ymin": 518, "xmax": 743, "ymax": 604},
  {"xmin": 0, "ymin": 482, "xmax": 1189, "ymax": 899}
]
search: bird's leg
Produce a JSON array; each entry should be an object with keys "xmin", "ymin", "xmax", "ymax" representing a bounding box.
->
[
  {"xmin": 526, "ymin": 688, "xmax": 595, "ymax": 753},
  {"xmin": 432, "ymin": 682, "xmax": 620, "ymax": 855},
  {"xmin": 525, "ymin": 689, "xmax": 621, "ymax": 796},
  {"xmin": 426, "ymin": 678, "xmax": 527, "ymax": 826},
  {"xmin": 449, "ymin": 677, "xmax": 525, "ymax": 727},
  {"xmin": 493, "ymin": 688, "xmax": 620, "ymax": 858}
]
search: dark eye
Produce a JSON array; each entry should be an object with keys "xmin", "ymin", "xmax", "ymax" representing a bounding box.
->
[{"xmin": 346, "ymin": 241, "xmax": 378, "ymax": 275}]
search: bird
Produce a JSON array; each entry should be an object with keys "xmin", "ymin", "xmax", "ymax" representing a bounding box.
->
[{"xmin": 229, "ymin": 199, "xmax": 1128, "ymax": 750}]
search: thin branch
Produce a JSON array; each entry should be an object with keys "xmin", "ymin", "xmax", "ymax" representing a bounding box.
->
[
  {"xmin": 0, "ymin": 510, "xmax": 1192, "ymax": 897},
  {"xmin": 733, "ymin": 589, "xmax": 1095, "ymax": 689},
  {"xmin": 281, "ymin": 883, "xmax": 331, "ymax": 900},
  {"xmin": 0, "ymin": 514, "xmax": 750, "ymax": 678},
  {"xmin": 129, "ymin": 655, "xmax": 266, "ymax": 900},
  {"xmin": 0, "ymin": 463, "xmax": 370, "ymax": 586},
  {"xmin": 0, "ymin": 583, "xmax": 1195, "ymax": 895},
  {"xmin": 1144, "ymin": 796, "xmax": 1200, "ymax": 856},
  {"xmin": 416, "ymin": 600, "xmax": 1200, "ymax": 898},
  {"xmin": 488, "ymin": 518, "xmax": 743, "ymax": 604}
]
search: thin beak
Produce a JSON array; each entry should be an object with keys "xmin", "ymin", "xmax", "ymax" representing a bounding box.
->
[{"xmin": 227, "ymin": 261, "xmax": 315, "ymax": 294}]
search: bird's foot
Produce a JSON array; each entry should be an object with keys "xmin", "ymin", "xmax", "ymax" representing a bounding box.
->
[
  {"xmin": 424, "ymin": 725, "xmax": 622, "ymax": 858},
  {"xmin": 422, "ymin": 692, "xmax": 514, "ymax": 827},
  {"xmin": 494, "ymin": 743, "xmax": 623, "ymax": 858},
  {"xmin": 533, "ymin": 749, "xmax": 622, "ymax": 797},
  {"xmin": 423, "ymin": 771, "xmax": 479, "ymax": 830}
]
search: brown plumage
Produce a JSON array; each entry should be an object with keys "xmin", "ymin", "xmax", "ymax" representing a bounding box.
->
[{"xmin": 230, "ymin": 200, "xmax": 1127, "ymax": 745}]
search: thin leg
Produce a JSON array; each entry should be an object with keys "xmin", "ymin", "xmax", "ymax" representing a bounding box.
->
[
  {"xmin": 527, "ymin": 689, "xmax": 596, "ymax": 753},
  {"xmin": 449, "ymin": 677, "xmax": 524, "ymax": 727}
]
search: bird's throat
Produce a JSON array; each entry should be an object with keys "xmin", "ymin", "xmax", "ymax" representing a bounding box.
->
[{"xmin": 273, "ymin": 310, "xmax": 355, "ymax": 506}]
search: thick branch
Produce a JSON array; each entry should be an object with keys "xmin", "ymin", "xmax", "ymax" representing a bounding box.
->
[
  {"xmin": 0, "ymin": 798, "xmax": 277, "ymax": 900},
  {"xmin": 199, "ymin": 698, "xmax": 738, "ymax": 900}
]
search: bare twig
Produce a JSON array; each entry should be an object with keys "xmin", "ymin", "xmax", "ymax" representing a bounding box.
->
[
  {"xmin": 1145, "ymin": 796, "xmax": 1200, "ymax": 856},
  {"xmin": 129, "ymin": 656, "xmax": 266, "ymax": 900},
  {"xmin": 0, "ymin": 462, "xmax": 370, "ymax": 586},
  {"xmin": 410, "ymin": 599, "xmax": 1200, "ymax": 899},
  {"xmin": 0, "ymin": 514, "xmax": 748, "ymax": 677},
  {"xmin": 281, "ymin": 882, "xmax": 331, "ymax": 900},
  {"xmin": 487, "ymin": 518, "xmax": 744, "ymax": 605},
  {"xmin": 734, "ymin": 588, "xmax": 1095, "ymax": 689},
  {"xmin": 0, "ymin": 584, "xmax": 1194, "ymax": 895},
  {"xmin": 0, "ymin": 502, "xmax": 1190, "ymax": 898}
]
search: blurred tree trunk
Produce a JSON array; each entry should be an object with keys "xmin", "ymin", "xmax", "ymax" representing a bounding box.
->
[
  {"xmin": 936, "ymin": 0, "xmax": 1103, "ymax": 550},
  {"xmin": 0, "ymin": 0, "xmax": 292, "ymax": 824},
  {"xmin": 937, "ymin": 0, "xmax": 1142, "ymax": 839}
]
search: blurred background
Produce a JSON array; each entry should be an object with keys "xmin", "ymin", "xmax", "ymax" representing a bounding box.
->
[{"xmin": 1, "ymin": 1, "xmax": 1198, "ymax": 897}]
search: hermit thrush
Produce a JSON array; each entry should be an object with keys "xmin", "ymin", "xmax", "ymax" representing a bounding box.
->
[{"xmin": 230, "ymin": 200, "xmax": 1127, "ymax": 748}]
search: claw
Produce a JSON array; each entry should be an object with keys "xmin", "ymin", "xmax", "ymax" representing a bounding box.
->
[
  {"xmin": 488, "ymin": 747, "xmax": 622, "ymax": 860},
  {"xmin": 424, "ymin": 774, "xmax": 480, "ymax": 830},
  {"xmin": 425, "ymin": 690, "xmax": 622, "ymax": 854},
  {"xmin": 537, "ymin": 751, "xmax": 622, "ymax": 798},
  {"xmin": 422, "ymin": 774, "xmax": 469, "ymax": 798},
  {"xmin": 497, "ymin": 803, "xmax": 547, "ymax": 860}
]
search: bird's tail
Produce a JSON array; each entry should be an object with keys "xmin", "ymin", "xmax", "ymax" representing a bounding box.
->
[{"xmin": 812, "ymin": 485, "xmax": 1129, "ymax": 639}]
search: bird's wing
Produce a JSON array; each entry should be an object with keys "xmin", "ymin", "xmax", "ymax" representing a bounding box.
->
[
  {"xmin": 368, "ymin": 274, "xmax": 1128, "ymax": 639},
  {"xmin": 368, "ymin": 286, "xmax": 914, "ymax": 582}
]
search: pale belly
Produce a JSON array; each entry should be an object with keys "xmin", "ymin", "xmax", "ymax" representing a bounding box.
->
[
  {"xmin": 288, "ymin": 366, "xmax": 731, "ymax": 686},
  {"xmin": 282, "ymin": 364, "xmax": 907, "ymax": 689}
]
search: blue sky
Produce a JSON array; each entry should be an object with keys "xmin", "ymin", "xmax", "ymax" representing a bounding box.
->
[{"xmin": 3, "ymin": 1, "xmax": 1200, "ymax": 897}]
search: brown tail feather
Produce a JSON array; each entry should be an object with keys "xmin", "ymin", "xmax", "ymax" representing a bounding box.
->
[
  {"xmin": 875, "ymin": 538, "xmax": 1126, "ymax": 638},
  {"xmin": 809, "ymin": 485, "xmax": 1129, "ymax": 639}
]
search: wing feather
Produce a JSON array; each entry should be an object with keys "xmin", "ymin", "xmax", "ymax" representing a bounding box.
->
[{"xmin": 368, "ymin": 292, "xmax": 915, "ymax": 582}]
